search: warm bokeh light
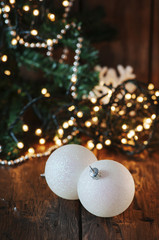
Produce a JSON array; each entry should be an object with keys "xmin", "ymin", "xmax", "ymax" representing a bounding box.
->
[
  {"xmin": 105, "ymin": 139, "xmax": 111, "ymax": 145},
  {"xmin": 148, "ymin": 83, "xmax": 154, "ymax": 90},
  {"xmin": 85, "ymin": 121, "xmax": 91, "ymax": 127},
  {"xmin": 48, "ymin": 13, "xmax": 55, "ymax": 21},
  {"xmin": 77, "ymin": 111, "xmax": 83, "ymax": 118},
  {"xmin": 39, "ymin": 138, "xmax": 45, "ymax": 145},
  {"xmin": 35, "ymin": 128, "xmax": 42, "ymax": 136},
  {"xmin": 23, "ymin": 5, "xmax": 30, "ymax": 11},
  {"xmin": 31, "ymin": 29, "xmax": 38, "ymax": 36},
  {"xmin": 17, "ymin": 142, "xmax": 24, "ymax": 149},
  {"xmin": 96, "ymin": 143, "xmax": 103, "ymax": 150},
  {"xmin": 22, "ymin": 124, "xmax": 29, "ymax": 132},
  {"xmin": 33, "ymin": 9, "xmax": 39, "ymax": 16},
  {"xmin": 41, "ymin": 88, "xmax": 47, "ymax": 95},
  {"xmin": 1, "ymin": 55, "xmax": 8, "ymax": 62},
  {"xmin": 28, "ymin": 148, "xmax": 35, "ymax": 154},
  {"xmin": 87, "ymin": 140, "xmax": 94, "ymax": 150},
  {"xmin": 62, "ymin": 0, "xmax": 69, "ymax": 7}
]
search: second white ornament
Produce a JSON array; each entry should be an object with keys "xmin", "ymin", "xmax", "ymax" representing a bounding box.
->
[{"xmin": 77, "ymin": 160, "xmax": 135, "ymax": 217}]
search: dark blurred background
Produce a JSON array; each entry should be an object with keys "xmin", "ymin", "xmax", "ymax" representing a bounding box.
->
[{"xmin": 65, "ymin": 0, "xmax": 159, "ymax": 88}]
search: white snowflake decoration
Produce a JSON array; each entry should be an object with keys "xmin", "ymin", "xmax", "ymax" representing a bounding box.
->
[{"xmin": 88, "ymin": 65, "xmax": 136, "ymax": 104}]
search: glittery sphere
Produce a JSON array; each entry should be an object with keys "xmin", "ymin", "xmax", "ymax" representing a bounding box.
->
[
  {"xmin": 45, "ymin": 144, "xmax": 97, "ymax": 200},
  {"xmin": 77, "ymin": 160, "xmax": 135, "ymax": 217}
]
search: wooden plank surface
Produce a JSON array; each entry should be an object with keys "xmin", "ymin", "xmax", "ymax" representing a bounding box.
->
[
  {"xmin": 82, "ymin": 0, "xmax": 152, "ymax": 84},
  {"xmin": 0, "ymin": 149, "xmax": 159, "ymax": 239},
  {"xmin": 0, "ymin": 158, "xmax": 80, "ymax": 240}
]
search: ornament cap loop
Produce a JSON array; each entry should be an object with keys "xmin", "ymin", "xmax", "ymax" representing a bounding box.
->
[{"xmin": 89, "ymin": 166, "xmax": 100, "ymax": 180}]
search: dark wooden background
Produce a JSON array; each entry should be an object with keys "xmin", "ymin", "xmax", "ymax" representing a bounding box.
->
[
  {"xmin": 0, "ymin": 1, "xmax": 159, "ymax": 239},
  {"xmin": 77, "ymin": 0, "xmax": 159, "ymax": 88}
]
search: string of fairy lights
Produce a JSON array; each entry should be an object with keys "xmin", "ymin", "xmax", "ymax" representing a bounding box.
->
[{"xmin": 0, "ymin": 1, "xmax": 159, "ymax": 166}]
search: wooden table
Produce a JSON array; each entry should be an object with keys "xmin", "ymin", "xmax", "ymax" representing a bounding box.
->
[{"xmin": 0, "ymin": 148, "xmax": 159, "ymax": 240}]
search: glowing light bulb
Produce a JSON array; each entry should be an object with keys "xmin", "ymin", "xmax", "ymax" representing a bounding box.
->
[
  {"xmin": 148, "ymin": 83, "xmax": 154, "ymax": 90},
  {"xmin": 144, "ymin": 104, "xmax": 148, "ymax": 109},
  {"xmin": 46, "ymin": 39, "xmax": 53, "ymax": 46},
  {"xmin": 4, "ymin": 70, "xmax": 11, "ymax": 76},
  {"xmin": 90, "ymin": 97, "xmax": 97, "ymax": 104},
  {"xmin": 48, "ymin": 13, "xmax": 55, "ymax": 21},
  {"xmin": 144, "ymin": 118, "xmax": 152, "ymax": 124},
  {"xmin": 68, "ymin": 105, "xmax": 75, "ymax": 111},
  {"xmin": 31, "ymin": 29, "xmax": 38, "ymax": 36},
  {"xmin": 96, "ymin": 143, "xmax": 103, "ymax": 150},
  {"xmin": 39, "ymin": 138, "xmax": 45, "ymax": 145},
  {"xmin": 35, "ymin": 128, "xmax": 42, "ymax": 136},
  {"xmin": 143, "ymin": 123, "xmax": 151, "ymax": 130},
  {"xmin": 28, "ymin": 148, "xmax": 35, "ymax": 154},
  {"xmin": 105, "ymin": 139, "xmax": 111, "ymax": 145},
  {"xmin": 127, "ymin": 102, "xmax": 132, "ymax": 107},
  {"xmin": 87, "ymin": 140, "xmax": 94, "ymax": 150},
  {"xmin": 134, "ymin": 135, "xmax": 138, "ymax": 140},
  {"xmin": 155, "ymin": 91, "xmax": 159, "ymax": 97},
  {"xmin": 54, "ymin": 136, "xmax": 59, "ymax": 141},
  {"xmin": 1, "ymin": 55, "xmax": 7, "ymax": 62},
  {"xmin": 77, "ymin": 111, "xmax": 83, "ymax": 118},
  {"xmin": 62, "ymin": 0, "xmax": 69, "ymax": 7},
  {"xmin": 151, "ymin": 95, "xmax": 156, "ymax": 100},
  {"xmin": 125, "ymin": 93, "xmax": 131, "ymax": 100},
  {"xmin": 111, "ymin": 106, "xmax": 116, "ymax": 111},
  {"xmin": 4, "ymin": 5, "xmax": 10, "ymax": 12},
  {"xmin": 9, "ymin": 0, "xmax": 15, "ymax": 4},
  {"xmin": 11, "ymin": 38, "xmax": 17, "ymax": 45},
  {"xmin": 137, "ymin": 96, "xmax": 144, "ymax": 103},
  {"xmin": 136, "ymin": 125, "xmax": 143, "ymax": 132},
  {"xmin": 85, "ymin": 121, "xmax": 91, "ymax": 128},
  {"xmin": 92, "ymin": 116, "xmax": 98, "ymax": 123},
  {"xmin": 33, "ymin": 9, "xmax": 39, "ymax": 16},
  {"xmin": 119, "ymin": 110, "xmax": 125, "ymax": 115},
  {"xmin": 17, "ymin": 142, "xmax": 24, "ymax": 149},
  {"xmin": 93, "ymin": 106, "xmax": 99, "ymax": 112},
  {"xmin": 41, "ymin": 88, "xmax": 47, "ymax": 95},
  {"xmin": 63, "ymin": 122, "xmax": 69, "ymax": 129},
  {"xmin": 151, "ymin": 114, "xmax": 156, "ymax": 120},
  {"xmin": 56, "ymin": 139, "xmax": 62, "ymax": 146},
  {"xmin": 71, "ymin": 75, "xmax": 77, "ymax": 83},
  {"xmin": 22, "ymin": 124, "xmax": 29, "ymax": 132},
  {"xmin": 58, "ymin": 128, "xmax": 64, "ymax": 136},
  {"xmin": 23, "ymin": 5, "xmax": 30, "ymax": 11},
  {"xmin": 131, "ymin": 94, "xmax": 136, "ymax": 99},
  {"xmin": 122, "ymin": 124, "xmax": 128, "ymax": 130},
  {"xmin": 127, "ymin": 130, "xmax": 135, "ymax": 138},
  {"xmin": 68, "ymin": 119, "xmax": 74, "ymax": 126},
  {"xmin": 45, "ymin": 93, "xmax": 50, "ymax": 97},
  {"xmin": 121, "ymin": 138, "xmax": 127, "ymax": 144}
]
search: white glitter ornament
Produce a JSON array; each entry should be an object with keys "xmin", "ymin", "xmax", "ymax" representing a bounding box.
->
[
  {"xmin": 77, "ymin": 160, "xmax": 135, "ymax": 217},
  {"xmin": 45, "ymin": 144, "xmax": 97, "ymax": 200}
]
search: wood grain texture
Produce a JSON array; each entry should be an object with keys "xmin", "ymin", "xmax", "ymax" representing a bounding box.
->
[
  {"xmin": 0, "ymin": 149, "xmax": 159, "ymax": 240},
  {"xmin": 151, "ymin": 0, "xmax": 159, "ymax": 88},
  {"xmin": 82, "ymin": 0, "xmax": 152, "ymax": 84},
  {"xmin": 0, "ymin": 158, "xmax": 80, "ymax": 240}
]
